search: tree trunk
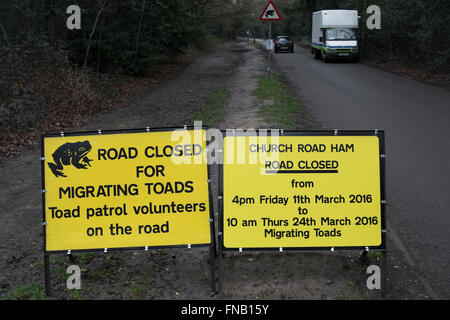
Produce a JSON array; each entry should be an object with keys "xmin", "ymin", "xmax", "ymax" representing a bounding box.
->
[
  {"xmin": 96, "ymin": 17, "xmax": 104, "ymax": 73},
  {"xmin": 0, "ymin": 21, "xmax": 9, "ymax": 48},
  {"xmin": 45, "ymin": 0, "xmax": 56, "ymax": 44},
  {"xmin": 84, "ymin": 0, "xmax": 109, "ymax": 71},
  {"xmin": 135, "ymin": 0, "xmax": 147, "ymax": 62}
]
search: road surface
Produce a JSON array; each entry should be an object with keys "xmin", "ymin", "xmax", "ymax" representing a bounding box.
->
[{"xmin": 267, "ymin": 41, "xmax": 450, "ymax": 299}]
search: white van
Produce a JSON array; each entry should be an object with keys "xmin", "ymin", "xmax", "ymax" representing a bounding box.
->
[{"xmin": 311, "ymin": 10, "xmax": 360, "ymax": 62}]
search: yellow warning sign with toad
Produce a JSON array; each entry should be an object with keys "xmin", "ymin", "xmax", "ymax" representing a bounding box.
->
[{"xmin": 42, "ymin": 129, "xmax": 212, "ymax": 251}]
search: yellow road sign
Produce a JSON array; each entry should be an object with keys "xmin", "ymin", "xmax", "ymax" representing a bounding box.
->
[
  {"xmin": 42, "ymin": 129, "xmax": 212, "ymax": 252},
  {"xmin": 221, "ymin": 131, "xmax": 385, "ymax": 249}
]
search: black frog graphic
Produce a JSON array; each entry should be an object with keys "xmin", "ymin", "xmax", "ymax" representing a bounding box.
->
[{"xmin": 47, "ymin": 141, "xmax": 93, "ymax": 177}]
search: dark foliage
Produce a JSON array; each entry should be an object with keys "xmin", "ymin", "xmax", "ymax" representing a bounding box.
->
[{"xmin": 0, "ymin": 0, "xmax": 247, "ymax": 155}]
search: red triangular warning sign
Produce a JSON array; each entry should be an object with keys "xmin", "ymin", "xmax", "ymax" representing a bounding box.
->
[{"xmin": 259, "ymin": 1, "xmax": 282, "ymax": 21}]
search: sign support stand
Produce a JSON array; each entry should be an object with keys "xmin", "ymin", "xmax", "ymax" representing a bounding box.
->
[
  {"xmin": 41, "ymin": 126, "xmax": 217, "ymax": 297},
  {"xmin": 209, "ymin": 245, "xmax": 216, "ymax": 292},
  {"xmin": 218, "ymin": 242, "xmax": 224, "ymax": 292},
  {"xmin": 217, "ymin": 130, "xmax": 387, "ymax": 296},
  {"xmin": 207, "ymin": 167, "xmax": 217, "ymax": 292},
  {"xmin": 217, "ymin": 138, "xmax": 224, "ymax": 292},
  {"xmin": 44, "ymin": 252, "xmax": 51, "ymax": 297}
]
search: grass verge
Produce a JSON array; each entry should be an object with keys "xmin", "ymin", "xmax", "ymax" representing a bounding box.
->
[
  {"xmin": 248, "ymin": 40, "xmax": 264, "ymax": 50},
  {"xmin": 252, "ymin": 72, "xmax": 303, "ymax": 127},
  {"xmin": 192, "ymin": 88, "xmax": 230, "ymax": 126},
  {"xmin": 4, "ymin": 283, "xmax": 45, "ymax": 300}
]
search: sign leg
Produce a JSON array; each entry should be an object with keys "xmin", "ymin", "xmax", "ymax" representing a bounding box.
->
[
  {"xmin": 44, "ymin": 253, "xmax": 52, "ymax": 297},
  {"xmin": 360, "ymin": 250, "xmax": 369, "ymax": 264},
  {"xmin": 381, "ymin": 249, "xmax": 388, "ymax": 298},
  {"xmin": 210, "ymin": 245, "xmax": 217, "ymax": 292},
  {"xmin": 218, "ymin": 250, "xmax": 223, "ymax": 292}
]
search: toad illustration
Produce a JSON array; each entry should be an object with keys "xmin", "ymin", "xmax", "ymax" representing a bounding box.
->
[{"xmin": 47, "ymin": 141, "xmax": 93, "ymax": 177}]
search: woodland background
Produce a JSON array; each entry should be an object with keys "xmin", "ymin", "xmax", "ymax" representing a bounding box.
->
[{"xmin": 0, "ymin": 0, "xmax": 448, "ymax": 156}]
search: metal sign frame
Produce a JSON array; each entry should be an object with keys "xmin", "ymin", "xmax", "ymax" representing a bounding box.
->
[
  {"xmin": 217, "ymin": 129, "xmax": 387, "ymax": 292},
  {"xmin": 41, "ymin": 126, "xmax": 217, "ymax": 296}
]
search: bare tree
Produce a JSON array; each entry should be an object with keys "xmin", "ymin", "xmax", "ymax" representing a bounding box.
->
[
  {"xmin": 135, "ymin": 0, "xmax": 147, "ymax": 61},
  {"xmin": 0, "ymin": 21, "xmax": 9, "ymax": 48},
  {"xmin": 83, "ymin": 0, "xmax": 109, "ymax": 71}
]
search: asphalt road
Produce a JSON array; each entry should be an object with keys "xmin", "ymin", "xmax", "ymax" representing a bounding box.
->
[{"xmin": 267, "ymin": 42, "xmax": 450, "ymax": 298}]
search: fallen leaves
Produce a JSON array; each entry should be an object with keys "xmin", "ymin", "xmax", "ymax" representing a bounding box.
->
[
  {"xmin": 0, "ymin": 56, "xmax": 193, "ymax": 162},
  {"xmin": 363, "ymin": 58, "xmax": 450, "ymax": 88}
]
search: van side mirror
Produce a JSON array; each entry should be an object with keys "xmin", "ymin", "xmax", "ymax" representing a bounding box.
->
[{"xmin": 319, "ymin": 36, "xmax": 323, "ymax": 42}]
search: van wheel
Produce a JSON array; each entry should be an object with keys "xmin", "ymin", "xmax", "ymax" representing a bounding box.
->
[
  {"xmin": 322, "ymin": 50, "xmax": 329, "ymax": 62},
  {"xmin": 313, "ymin": 48, "xmax": 320, "ymax": 59}
]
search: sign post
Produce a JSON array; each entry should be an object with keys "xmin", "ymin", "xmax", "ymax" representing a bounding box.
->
[
  {"xmin": 268, "ymin": 21, "xmax": 272, "ymax": 80},
  {"xmin": 260, "ymin": 0, "xmax": 282, "ymax": 81}
]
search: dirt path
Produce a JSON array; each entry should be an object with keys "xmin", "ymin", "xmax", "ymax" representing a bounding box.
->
[
  {"xmin": 220, "ymin": 45, "xmax": 267, "ymax": 130},
  {"xmin": 0, "ymin": 41, "xmax": 425, "ymax": 300}
]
